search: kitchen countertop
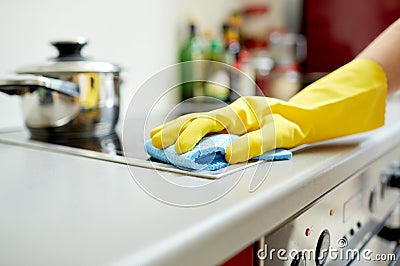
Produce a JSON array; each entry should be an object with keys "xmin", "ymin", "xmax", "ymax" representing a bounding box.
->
[{"xmin": 1, "ymin": 99, "xmax": 400, "ymax": 266}]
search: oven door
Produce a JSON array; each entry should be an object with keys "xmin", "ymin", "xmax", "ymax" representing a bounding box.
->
[
  {"xmin": 256, "ymin": 144, "xmax": 400, "ymax": 266},
  {"xmin": 351, "ymin": 206, "xmax": 400, "ymax": 266}
]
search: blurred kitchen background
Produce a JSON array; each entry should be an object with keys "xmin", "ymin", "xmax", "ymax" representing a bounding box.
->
[{"xmin": 1, "ymin": 0, "xmax": 400, "ymax": 129}]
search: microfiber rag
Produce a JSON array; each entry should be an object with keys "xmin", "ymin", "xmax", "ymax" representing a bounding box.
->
[{"xmin": 145, "ymin": 134, "xmax": 292, "ymax": 171}]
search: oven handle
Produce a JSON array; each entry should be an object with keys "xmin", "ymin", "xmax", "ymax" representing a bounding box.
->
[
  {"xmin": 379, "ymin": 166, "xmax": 400, "ymax": 242},
  {"xmin": 378, "ymin": 226, "xmax": 400, "ymax": 266},
  {"xmin": 378, "ymin": 226, "xmax": 400, "ymax": 242}
]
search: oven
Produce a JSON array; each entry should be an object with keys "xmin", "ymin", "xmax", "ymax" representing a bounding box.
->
[
  {"xmin": 219, "ymin": 151, "xmax": 400, "ymax": 266},
  {"xmin": 256, "ymin": 146, "xmax": 400, "ymax": 266}
]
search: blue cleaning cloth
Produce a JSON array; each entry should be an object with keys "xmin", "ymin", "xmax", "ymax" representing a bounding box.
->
[{"xmin": 145, "ymin": 134, "xmax": 292, "ymax": 171}]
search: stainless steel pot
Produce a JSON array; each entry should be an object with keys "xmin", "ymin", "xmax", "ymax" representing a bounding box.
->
[{"xmin": 0, "ymin": 38, "xmax": 121, "ymax": 140}]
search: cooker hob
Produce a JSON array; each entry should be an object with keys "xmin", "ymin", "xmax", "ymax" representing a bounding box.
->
[{"xmin": 0, "ymin": 127, "xmax": 268, "ymax": 179}]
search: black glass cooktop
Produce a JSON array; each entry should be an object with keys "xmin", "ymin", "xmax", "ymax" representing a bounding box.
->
[{"xmin": 30, "ymin": 131, "xmax": 124, "ymax": 156}]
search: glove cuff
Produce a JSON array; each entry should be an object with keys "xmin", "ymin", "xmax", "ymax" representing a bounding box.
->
[{"xmin": 274, "ymin": 58, "xmax": 387, "ymax": 147}]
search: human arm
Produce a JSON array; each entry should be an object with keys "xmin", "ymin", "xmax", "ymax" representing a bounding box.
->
[
  {"xmin": 357, "ymin": 18, "xmax": 400, "ymax": 94},
  {"xmin": 151, "ymin": 19, "xmax": 398, "ymax": 164},
  {"xmin": 151, "ymin": 59, "xmax": 386, "ymax": 163}
]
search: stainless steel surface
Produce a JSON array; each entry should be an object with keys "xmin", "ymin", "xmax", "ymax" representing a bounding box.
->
[
  {"xmin": 0, "ymin": 74, "xmax": 79, "ymax": 96},
  {"xmin": 25, "ymin": 72, "xmax": 119, "ymax": 136},
  {"xmin": 18, "ymin": 38, "xmax": 120, "ymax": 73},
  {"xmin": 257, "ymin": 143, "xmax": 400, "ymax": 265},
  {"xmin": 351, "ymin": 205, "xmax": 400, "ymax": 266},
  {"xmin": 0, "ymin": 39, "xmax": 121, "ymax": 138},
  {"xmin": 18, "ymin": 60, "xmax": 121, "ymax": 73}
]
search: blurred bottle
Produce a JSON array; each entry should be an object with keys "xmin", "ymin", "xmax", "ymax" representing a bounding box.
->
[
  {"xmin": 240, "ymin": 4, "xmax": 270, "ymax": 50},
  {"xmin": 224, "ymin": 13, "xmax": 243, "ymax": 101},
  {"xmin": 226, "ymin": 13, "xmax": 242, "ymax": 63},
  {"xmin": 229, "ymin": 49, "xmax": 257, "ymax": 101},
  {"xmin": 267, "ymin": 29, "xmax": 306, "ymax": 100},
  {"xmin": 203, "ymin": 30, "xmax": 230, "ymax": 102},
  {"xmin": 179, "ymin": 22, "xmax": 204, "ymax": 101},
  {"xmin": 237, "ymin": 50, "xmax": 256, "ymax": 97},
  {"xmin": 269, "ymin": 63, "xmax": 302, "ymax": 100},
  {"xmin": 252, "ymin": 51, "xmax": 274, "ymax": 96}
]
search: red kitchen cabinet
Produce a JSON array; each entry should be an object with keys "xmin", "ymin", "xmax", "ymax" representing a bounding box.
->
[{"xmin": 302, "ymin": 0, "xmax": 400, "ymax": 73}]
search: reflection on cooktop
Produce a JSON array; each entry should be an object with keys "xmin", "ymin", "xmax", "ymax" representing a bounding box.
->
[{"xmin": 31, "ymin": 132, "xmax": 123, "ymax": 156}]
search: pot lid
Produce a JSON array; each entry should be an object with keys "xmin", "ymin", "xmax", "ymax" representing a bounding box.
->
[{"xmin": 17, "ymin": 38, "xmax": 121, "ymax": 74}]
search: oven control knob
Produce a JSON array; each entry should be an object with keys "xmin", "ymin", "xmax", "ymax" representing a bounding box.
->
[
  {"xmin": 380, "ymin": 177, "xmax": 387, "ymax": 199},
  {"xmin": 315, "ymin": 230, "xmax": 330, "ymax": 266},
  {"xmin": 369, "ymin": 187, "xmax": 377, "ymax": 213},
  {"xmin": 380, "ymin": 169, "xmax": 391, "ymax": 199},
  {"xmin": 387, "ymin": 168, "xmax": 400, "ymax": 189},
  {"xmin": 291, "ymin": 251, "xmax": 306, "ymax": 266}
]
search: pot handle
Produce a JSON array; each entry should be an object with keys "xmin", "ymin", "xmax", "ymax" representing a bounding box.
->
[{"xmin": 0, "ymin": 75, "xmax": 79, "ymax": 96}]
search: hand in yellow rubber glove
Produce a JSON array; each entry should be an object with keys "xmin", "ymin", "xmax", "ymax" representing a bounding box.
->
[{"xmin": 151, "ymin": 58, "xmax": 387, "ymax": 164}]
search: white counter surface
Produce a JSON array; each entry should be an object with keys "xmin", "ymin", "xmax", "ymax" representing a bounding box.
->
[{"xmin": 1, "ymin": 100, "xmax": 400, "ymax": 266}]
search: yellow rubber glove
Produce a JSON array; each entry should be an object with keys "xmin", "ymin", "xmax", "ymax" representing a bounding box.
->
[{"xmin": 151, "ymin": 58, "xmax": 387, "ymax": 164}]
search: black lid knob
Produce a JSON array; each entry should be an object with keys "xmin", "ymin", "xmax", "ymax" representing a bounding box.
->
[{"xmin": 51, "ymin": 38, "xmax": 88, "ymax": 61}]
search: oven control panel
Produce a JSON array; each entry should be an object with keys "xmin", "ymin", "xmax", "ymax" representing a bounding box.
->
[{"xmin": 257, "ymin": 147, "xmax": 400, "ymax": 266}]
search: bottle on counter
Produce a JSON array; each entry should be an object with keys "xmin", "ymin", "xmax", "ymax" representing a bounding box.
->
[
  {"xmin": 229, "ymin": 49, "xmax": 257, "ymax": 101},
  {"xmin": 252, "ymin": 51, "xmax": 274, "ymax": 96},
  {"xmin": 267, "ymin": 29, "xmax": 306, "ymax": 100},
  {"xmin": 203, "ymin": 31, "xmax": 230, "ymax": 102},
  {"xmin": 223, "ymin": 13, "xmax": 247, "ymax": 102},
  {"xmin": 237, "ymin": 49, "xmax": 256, "ymax": 97},
  {"xmin": 224, "ymin": 13, "xmax": 242, "ymax": 66},
  {"xmin": 269, "ymin": 63, "xmax": 302, "ymax": 100},
  {"xmin": 179, "ymin": 21, "xmax": 204, "ymax": 101}
]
